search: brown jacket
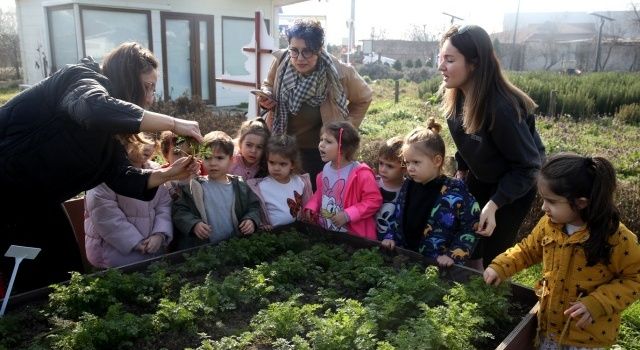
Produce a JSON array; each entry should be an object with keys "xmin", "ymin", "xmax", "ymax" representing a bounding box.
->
[
  {"xmin": 489, "ymin": 216, "xmax": 640, "ymax": 347},
  {"xmin": 261, "ymin": 49, "xmax": 372, "ymax": 129}
]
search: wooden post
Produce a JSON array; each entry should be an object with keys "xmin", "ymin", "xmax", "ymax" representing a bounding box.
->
[
  {"xmin": 394, "ymin": 80, "xmax": 400, "ymax": 103},
  {"xmin": 549, "ymin": 90, "xmax": 557, "ymax": 118}
]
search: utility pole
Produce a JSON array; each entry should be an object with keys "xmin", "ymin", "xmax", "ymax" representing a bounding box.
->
[
  {"xmin": 442, "ymin": 12, "xmax": 464, "ymax": 26},
  {"xmin": 509, "ymin": 0, "xmax": 521, "ymax": 70},
  {"xmin": 590, "ymin": 13, "xmax": 614, "ymax": 72},
  {"xmin": 346, "ymin": 0, "xmax": 355, "ymax": 64}
]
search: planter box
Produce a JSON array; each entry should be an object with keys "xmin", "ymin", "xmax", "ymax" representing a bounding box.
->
[{"xmin": 1, "ymin": 198, "xmax": 539, "ymax": 349}]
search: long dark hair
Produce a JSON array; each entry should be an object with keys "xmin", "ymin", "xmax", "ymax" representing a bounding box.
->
[
  {"xmin": 102, "ymin": 42, "xmax": 158, "ymax": 106},
  {"xmin": 440, "ymin": 25, "xmax": 537, "ymax": 133},
  {"xmin": 540, "ymin": 153, "xmax": 620, "ymax": 266}
]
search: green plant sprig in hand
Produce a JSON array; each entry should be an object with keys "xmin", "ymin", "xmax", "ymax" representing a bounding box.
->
[{"xmin": 174, "ymin": 136, "xmax": 212, "ymax": 160}]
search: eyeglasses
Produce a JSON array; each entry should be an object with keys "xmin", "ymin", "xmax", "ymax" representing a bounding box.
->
[{"xmin": 289, "ymin": 47, "xmax": 316, "ymax": 59}]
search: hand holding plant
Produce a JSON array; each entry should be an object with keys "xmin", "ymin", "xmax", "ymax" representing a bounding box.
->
[
  {"xmin": 381, "ymin": 239, "xmax": 395, "ymax": 250},
  {"xmin": 483, "ymin": 267, "xmax": 502, "ymax": 286},
  {"xmin": 331, "ymin": 212, "xmax": 349, "ymax": 227}
]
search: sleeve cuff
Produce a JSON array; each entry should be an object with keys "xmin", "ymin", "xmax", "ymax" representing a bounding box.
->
[{"xmin": 580, "ymin": 295, "xmax": 607, "ymax": 319}]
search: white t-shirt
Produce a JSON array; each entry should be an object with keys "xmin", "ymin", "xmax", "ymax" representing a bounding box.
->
[{"xmin": 258, "ymin": 175, "xmax": 306, "ymax": 226}]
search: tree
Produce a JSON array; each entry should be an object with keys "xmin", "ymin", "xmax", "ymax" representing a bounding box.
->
[
  {"xmin": 0, "ymin": 9, "xmax": 21, "ymax": 79},
  {"xmin": 415, "ymin": 59, "xmax": 423, "ymax": 68},
  {"xmin": 405, "ymin": 59, "xmax": 414, "ymax": 68},
  {"xmin": 392, "ymin": 60, "xmax": 402, "ymax": 71}
]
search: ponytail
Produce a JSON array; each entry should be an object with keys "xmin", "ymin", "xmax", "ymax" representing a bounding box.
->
[{"xmin": 540, "ymin": 153, "xmax": 619, "ymax": 265}]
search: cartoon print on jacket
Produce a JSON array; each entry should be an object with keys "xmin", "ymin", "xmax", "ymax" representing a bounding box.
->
[
  {"xmin": 376, "ymin": 202, "xmax": 396, "ymax": 234},
  {"xmin": 320, "ymin": 177, "xmax": 346, "ymax": 231}
]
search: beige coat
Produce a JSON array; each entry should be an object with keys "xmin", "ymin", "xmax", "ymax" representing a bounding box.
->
[{"xmin": 261, "ymin": 49, "xmax": 372, "ymax": 129}]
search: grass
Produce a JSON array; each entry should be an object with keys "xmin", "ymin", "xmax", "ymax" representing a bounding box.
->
[{"xmin": 0, "ymin": 86, "xmax": 19, "ymax": 105}]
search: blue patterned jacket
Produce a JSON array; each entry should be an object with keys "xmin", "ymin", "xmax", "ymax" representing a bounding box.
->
[{"xmin": 383, "ymin": 176, "xmax": 480, "ymax": 264}]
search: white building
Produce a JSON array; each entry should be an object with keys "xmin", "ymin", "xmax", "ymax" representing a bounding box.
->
[{"xmin": 14, "ymin": 0, "xmax": 305, "ymax": 106}]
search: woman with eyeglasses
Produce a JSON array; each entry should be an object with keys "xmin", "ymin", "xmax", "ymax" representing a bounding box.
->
[
  {"xmin": 438, "ymin": 25, "xmax": 545, "ymax": 270},
  {"xmin": 0, "ymin": 42, "xmax": 203, "ymax": 293},
  {"xmin": 258, "ymin": 18, "xmax": 372, "ymax": 183}
]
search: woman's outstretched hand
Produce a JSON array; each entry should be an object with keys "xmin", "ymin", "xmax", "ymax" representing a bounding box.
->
[
  {"xmin": 167, "ymin": 155, "xmax": 200, "ymax": 181},
  {"xmin": 173, "ymin": 118, "xmax": 203, "ymax": 143}
]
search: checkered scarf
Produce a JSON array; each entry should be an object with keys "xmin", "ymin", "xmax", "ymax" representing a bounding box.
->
[{"xmin": 272, "ymin": 50, "xmax": 349, "ymax": 135}]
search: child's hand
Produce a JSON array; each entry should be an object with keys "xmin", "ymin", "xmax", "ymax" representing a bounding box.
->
[
  {"xmin": 483, "ymin": 267, "xmax": 502, "ymax": 286},
  {"xmin": 262, "ymin": 224, "xmax": 273, "ymax": 231},
  {"xmin": 381, "ymin": 239, "xmax": 396, "ymax": 250},
  {"xmin": 302, "ymin": 209, "xmax": 315, "ymax": 223},
  {"xmin": 437, "ymin": 255, "xmax": 455, "ymax": 267},
  {"xmin": 239, "ymin": 219, "xmax": 255, "ymax": 235},
  {"xmin": 143, "ymin": 234, "xmax": 164, "ymax": 254},
  {"xmin": 331, "ymin": 212, "xmax": 349, "ymax": 228},
  {"xmin": 564, "ymin": 302, "xmax": 593, "ymax": 328},
  {"xmin": 193, "ymin": 222, "xmax": 212, "ymax": 240}
]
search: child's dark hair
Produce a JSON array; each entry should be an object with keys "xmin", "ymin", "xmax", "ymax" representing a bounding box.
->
[
  {"xmin": 237, "ymin": 118, "xmax": 271, "ymax": 145},
  {"xmin": 402, "ymin": 117, "xmax": 446, "ymax": 166},
  {"xmin": 267, "ymin": 135, "xmax": 303, "ymax": 174},
  {"xmin": 321, "ymin": 121, "xmax": 360, "ymax": 161},
  {"xmin": 540, "ymin": 152, "xmax": 620, "ymax": 266},
  {"xmin": 203, "ymin": 131, "xmax": 234, "ymax": 156},
  {"xmin": 378, "ymin": 136, "xmax": 404, "ymax": 163}
]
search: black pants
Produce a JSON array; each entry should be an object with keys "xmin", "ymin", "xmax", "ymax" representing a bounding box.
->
[
  {"xmin": 466, "ymin": 175, "xmax": 537, "ymax": 268},
  {"xmin": 0, "ymin": 201, "xmax": 84, "ymax": 295},
  {"xmin": 299, "ymin": 148, "xmax": 324, "ymax": 191}
]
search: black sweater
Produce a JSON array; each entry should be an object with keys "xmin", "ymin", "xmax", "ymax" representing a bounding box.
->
[
  {"xmin": 447, "ymin": 96, "xmax": 545, "ymax": 207},
  {"xmin": 0, "ymin": 58, "xmax": 156, "ymax": 204}
]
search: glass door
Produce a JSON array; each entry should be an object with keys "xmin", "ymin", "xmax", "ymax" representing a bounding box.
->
[{"xmin": 161, "ymin": 13, "xmax": 214, "ymax": 103}]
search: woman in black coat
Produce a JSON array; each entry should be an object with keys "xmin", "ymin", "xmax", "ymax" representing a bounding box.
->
[
  {"xmin": 438, "ymin": 26, "xmax": 545, "ymax": 269},
  {"xmin": 0, "ymin": 42, "xmax": 203, "ymax": 293}
]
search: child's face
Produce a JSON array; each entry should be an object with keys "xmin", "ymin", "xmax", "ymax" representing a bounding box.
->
[
  {"xmin": 267, "ymin": 153, "xmax": 294, "ymax": 184},
  {"xmin": 378, "ymin": 157, "xmax": 404, "ymax": 185},
  {"xmin": 239, "ymin": 134, "xmax": 265, "ymax": 166},
  {"xmin": 203, "ymin": 147, "xmax": 232, "ymax": 182},
  {"xmin": 538, "ymin": 178, "xmax": 585, "ymax": 226},
  {"xmin": 128, "ymin": 143, "xmax": 156, "ymax": 168},
  {"xmin": 403, "ymin": 145, "xmax": 442, "ymax": 184},
  {"xmin": 318, "ymin": 132, "xmax": 342, "ymax": 164}
]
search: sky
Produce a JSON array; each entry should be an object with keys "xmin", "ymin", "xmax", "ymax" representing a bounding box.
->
[
  {"xmin": 0, "ymin": 0, "xmax": 14, "ymax": 12},
  {"xmin": 281, "ymin": 0, "xmax": 636, "ymax": 44}
]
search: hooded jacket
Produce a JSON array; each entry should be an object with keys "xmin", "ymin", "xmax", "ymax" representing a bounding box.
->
[
  {"xmin": 489, "ymin": 216, "xmax": 640, "ymax": 347},
  {"xmin": 305, "ymin": 163, "xmax": 382, "ymax": 240},
  {"xmin": 172, "ymin": 175, "xmax": 262, "ymax": 250},
  {"xmin": 84, "ymin": 181, "xmax": 173, "ymax": 268}
]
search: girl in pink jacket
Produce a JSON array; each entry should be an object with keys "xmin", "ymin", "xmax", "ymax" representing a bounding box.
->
[
  {"xmin": 84, "ymin": 134, "xmax": 173, "ymax": 268},
  {"xmin": 304, "ymin": 121, "xmax": 382, "ymax": 240}
]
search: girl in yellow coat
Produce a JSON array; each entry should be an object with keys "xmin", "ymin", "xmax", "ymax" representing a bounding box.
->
[{"xmin": 484, "ymin": 153, "xmax": 640, "ymax": 349}]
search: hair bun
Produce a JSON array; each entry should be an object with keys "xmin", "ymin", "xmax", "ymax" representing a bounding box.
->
[{"xmin": 426, "ymin": 117, "xmax": 442, "ymax": 134}]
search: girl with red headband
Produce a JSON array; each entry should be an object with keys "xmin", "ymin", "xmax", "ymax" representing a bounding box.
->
[{"xmin": 303, "ymin": 121, "xmax": 382, "ymax": 239}]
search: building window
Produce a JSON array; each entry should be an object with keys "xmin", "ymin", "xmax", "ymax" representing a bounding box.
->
[
  {"xmin": 48, "ymin": 6, "xmax": 78, "ymax": 71},
  {"xmin": 221, "ymin": 17, "xmax": 269, "ymax": 76},
  {"xmin": 80, "ymin": 7, "xmax": 151, "ymax": 63}
]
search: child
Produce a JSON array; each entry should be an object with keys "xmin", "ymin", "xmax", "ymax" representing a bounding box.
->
[
  {"xmin": 247, "ymin": 135, "xmax": 313, "ymax": 229},
  {"xmin": 230, "ymin": 118, "xmax": 270, "ymax": 180},
  {"xmin": 84, "ymin": 133, "xmax": 173, "ymax": 268},
  {"xmin": 172, "ymin": 131, "xmax": 262, "ymax": 250},
  {"xmin": 304, "ymin": 121, "xmax": 382, "ymax": 240},
  {"xmin": 375, "ymin": 136, "xmax": 406, "ymax": 241},
  {"xmin": 381, "ymin": 118, "xmax": 480, "ymax": 267},
  {"xmin": 484, "ymin": 153, "xmax": 640, "ymax": 349}
]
